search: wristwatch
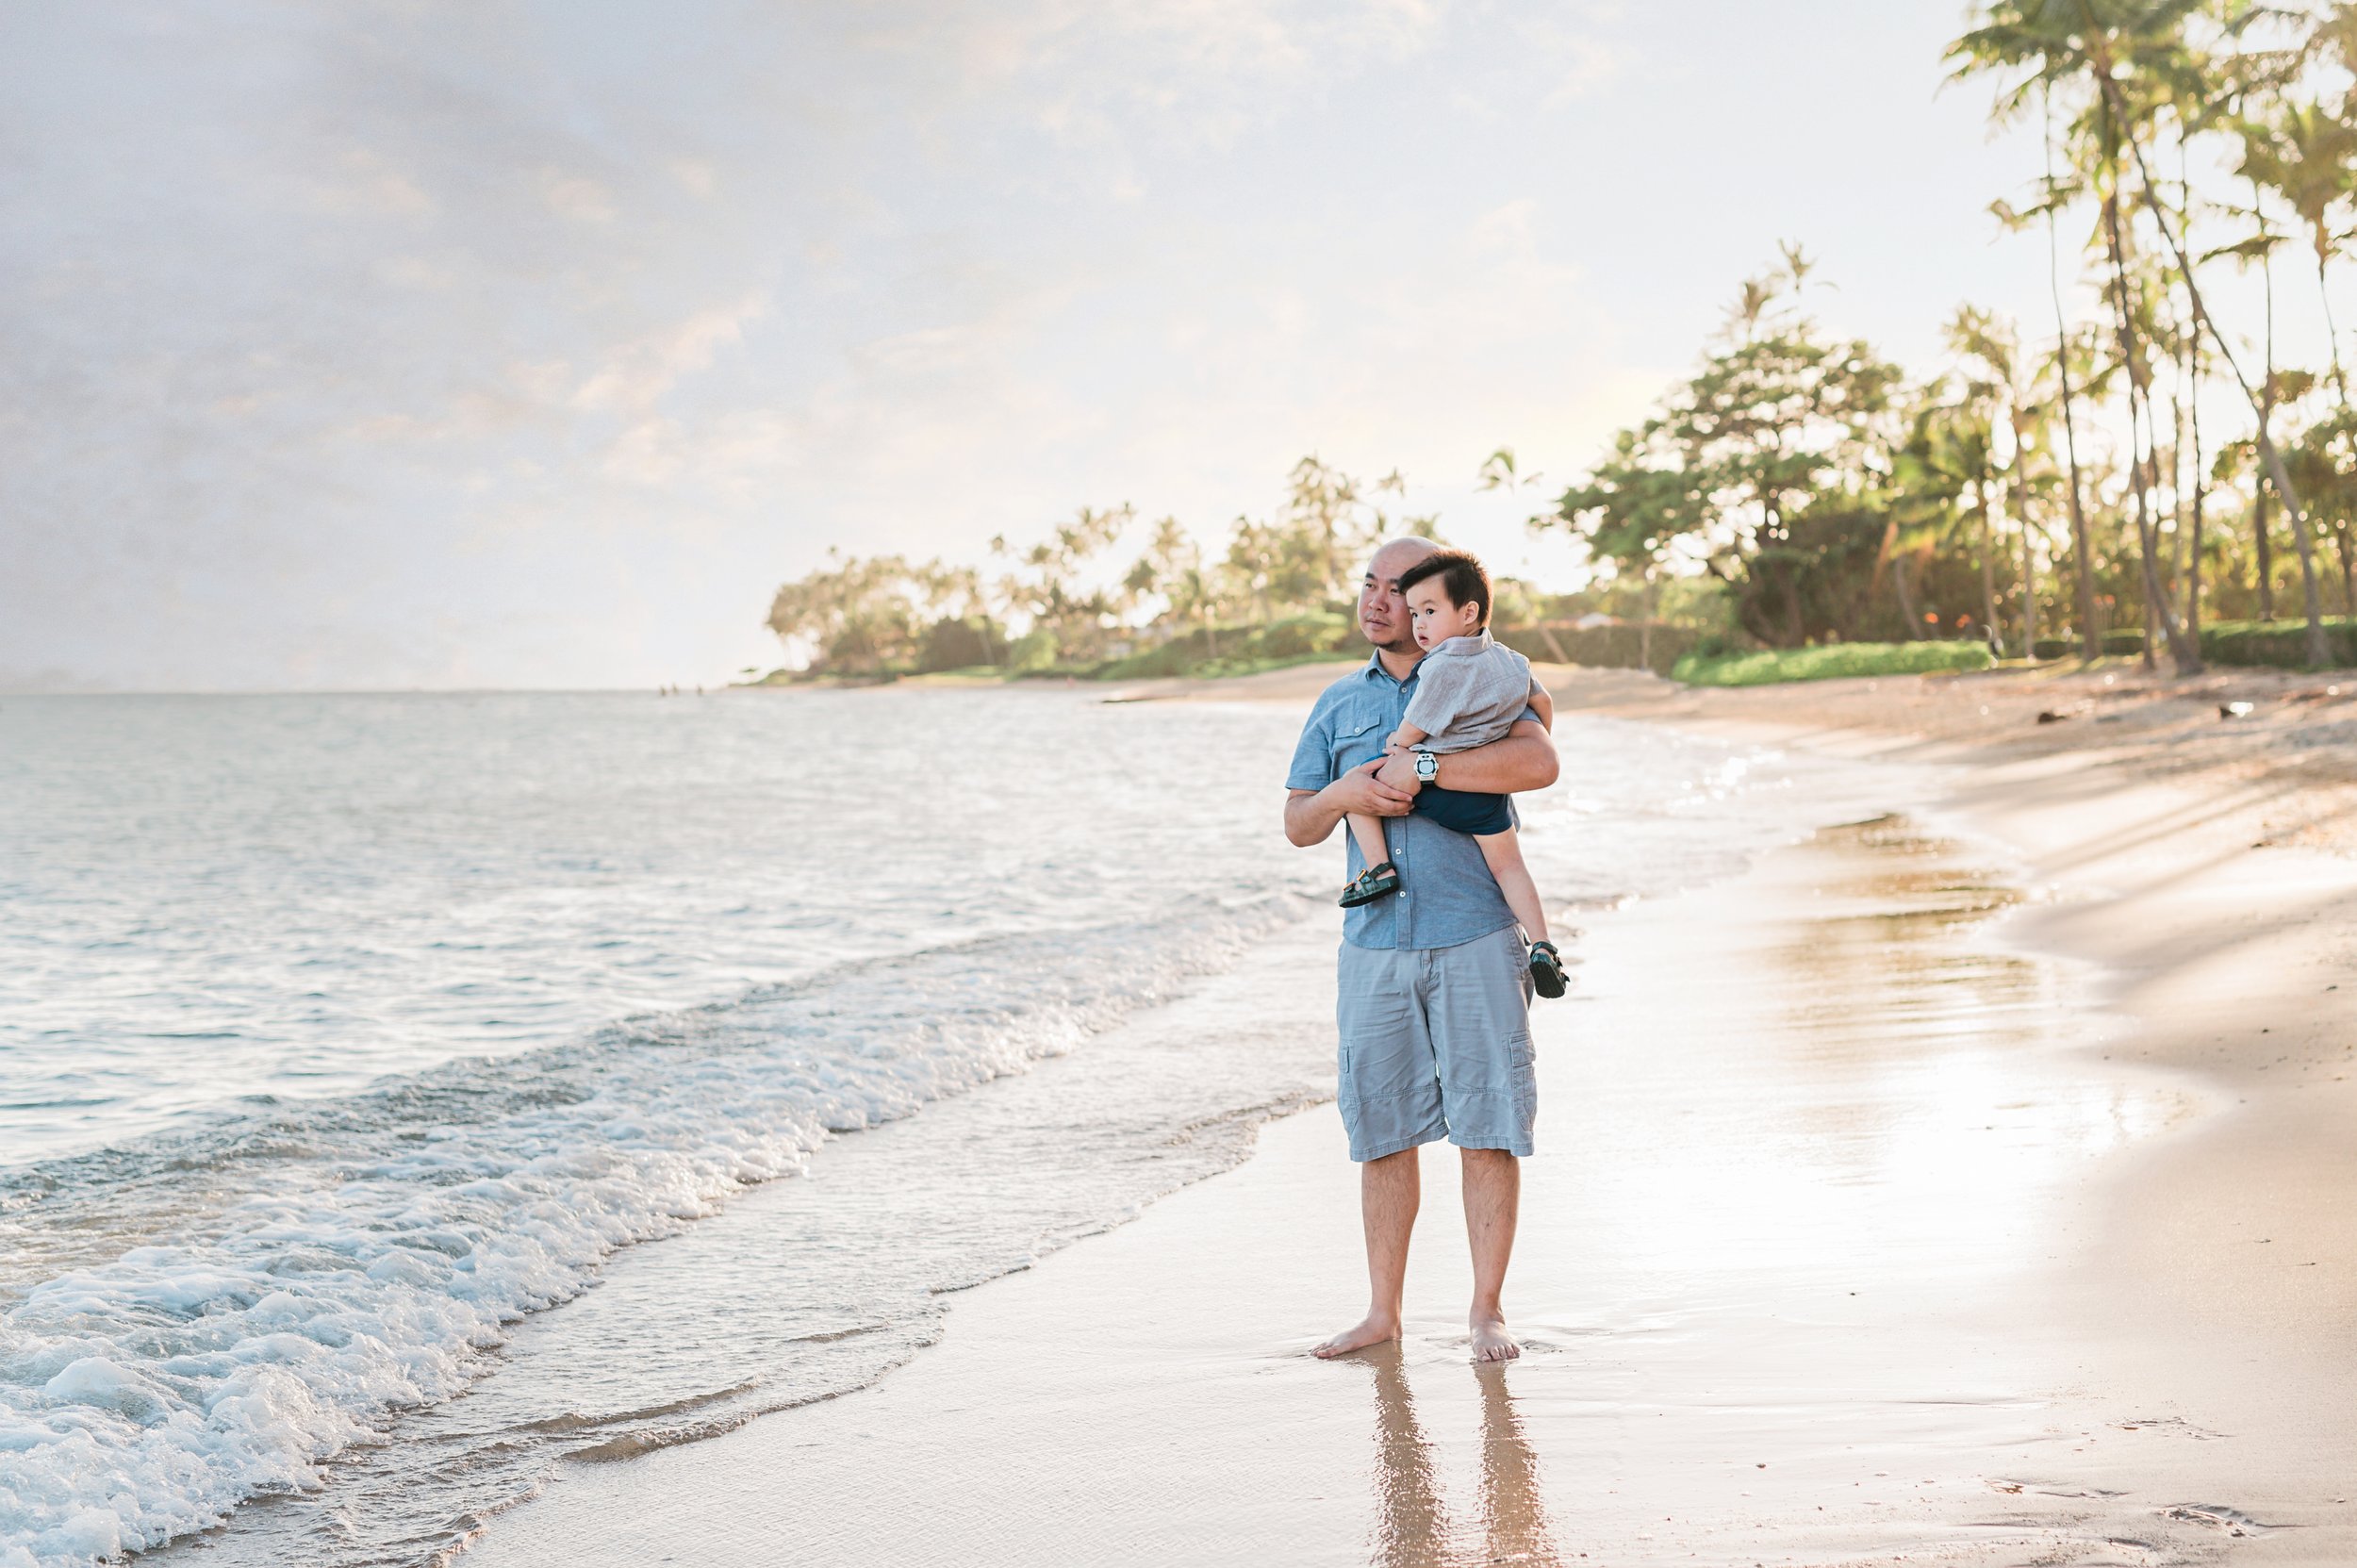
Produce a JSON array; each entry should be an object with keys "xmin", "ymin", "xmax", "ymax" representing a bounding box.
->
[{"xmin": 1412, "ymin": 749, "xmax": 1438, "ymax": 783}]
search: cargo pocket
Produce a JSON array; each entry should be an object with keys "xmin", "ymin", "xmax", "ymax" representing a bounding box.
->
[{"xmin": 1506, "ymin": 1029, "xmax": 1537, "ymax": 1135}]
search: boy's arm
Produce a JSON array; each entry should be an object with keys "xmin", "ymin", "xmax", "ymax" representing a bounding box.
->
[
  {"xmin": 1385, "ymin": 721, "xmax": 1432, "ymax": 751},
  {"xmin": 1375, "ymin": 717, "xmax": 1556, "ymax": 794},
  {"xmin": 1376, "ymin": 663, "xmax": 1556, "ymax": 794}
]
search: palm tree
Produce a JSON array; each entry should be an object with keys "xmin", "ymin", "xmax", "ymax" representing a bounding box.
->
[
  {"xmin": 1952, "ymin": 0, "xmax": 2328, "ymax": 664},
  {"xmin": 2042, "ymin": 87, "xmax": 2105, "ymax": 658},
  {"xmin": 1950, "ymin": 305, "xmax": 2058, "ymax": 655},
  {"xmin": 2086, "ymin": 8, "xmax": 2332, "ymax": 662},
  {"xmin": 1476, "ymin": 450, "xmax": 1573, "ymax": 660},
  {"xmin": 2097, "ymin": 117, "xmax": 2201, "ymax": 670},
  {"xmin": 1128, "ymin": 516, "xmax": 1228, "ymax": 658},
  {"xmin": 1952, "ymin": 6, "xmax": 2194, "ymax": 665},
  {"xmin": 1957, "ymin": 371, "xmax": 2011, "ymax": 653},
  {"xmin": 2217, "ymin": 151, "xmax": 2297, "ymax": 618}
]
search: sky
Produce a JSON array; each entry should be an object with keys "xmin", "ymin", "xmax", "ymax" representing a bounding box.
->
[{"xmin": 0, "ymin": 1, "xmax": 2334, "ymax": 691}]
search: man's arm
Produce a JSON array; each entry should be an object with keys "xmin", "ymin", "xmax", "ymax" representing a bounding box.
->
[
  {"xmin": 1374, "ymin": 717, "xmax": 1558, "ymax": 795},
  {"xmin": 1284, "ymin": 760, "xmax": 1417, "ymax": 848}
]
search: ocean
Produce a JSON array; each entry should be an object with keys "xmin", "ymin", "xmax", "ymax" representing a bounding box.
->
[{"xmin": 0, "ymin": 685, "xmax": 1929, "ymax": 1567}]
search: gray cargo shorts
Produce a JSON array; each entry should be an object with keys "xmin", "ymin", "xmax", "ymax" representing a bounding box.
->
[{"xmin": 1334, "ymin": 924, "xmax": 1536, "ymax": 1162}]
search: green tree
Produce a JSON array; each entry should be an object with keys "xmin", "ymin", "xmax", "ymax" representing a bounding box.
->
[
  {"xmin": 991, "ymin": 503, "xmax": 1135, "ymax": 666},
  {"xmin": 1126, "ymin": 516, "xmax": 1230, "ymax": 657},
  {"xmin": 765, "ymin": 551, "xmax": 928, "ymax": 673},
  {"xmin": 1539, "ymin": 255, "xmax": 1903, "ymax": 650},
  {"xmin": 1994, "ymin": 104, "xmax": 2105, "ymax": 658},
  {"xmin": 1951, "ymin": 0, "xmax": 2225, "ymax": 668}
]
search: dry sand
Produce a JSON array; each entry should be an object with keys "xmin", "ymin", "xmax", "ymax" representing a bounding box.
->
[{"xmin": 467, "ymin": 661, "xmax": 2357, "ymax": 1567}]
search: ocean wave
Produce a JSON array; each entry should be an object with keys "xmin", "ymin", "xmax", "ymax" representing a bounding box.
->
[{"xmin": 0, "ymin": 896, "xmax": 1305, "ymax": 1568}]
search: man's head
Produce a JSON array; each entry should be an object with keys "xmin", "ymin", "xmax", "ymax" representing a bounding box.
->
[
  {"xmin": 1358, "ymin": 537, "xmax": 1442, "ymax": 654},
  {"xmin": 1396, "ymin": 550, "xmax": 1492, "ymax": 651}
]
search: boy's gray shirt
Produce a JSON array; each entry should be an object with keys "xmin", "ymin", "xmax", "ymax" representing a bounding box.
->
[
  {"xmin": 1287, "ymin": 650, "xmax": 1544, "ymax": 951},
  {"xmin": 1401, "ymin": 632, "xmax": 1534, "ymax": 753}
]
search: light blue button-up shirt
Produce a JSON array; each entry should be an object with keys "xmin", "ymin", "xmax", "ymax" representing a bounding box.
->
[{"xmin": 1286, "ymin": 651, "xmax": 1538, "ymax": 952}]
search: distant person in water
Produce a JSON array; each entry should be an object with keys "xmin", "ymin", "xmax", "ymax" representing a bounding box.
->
[
  {"xmin": 1337, "ymin": 549, "xmax": 1565, "ymax": 1000},
  {"xmin": 1284, "ymin": 536, "xmax": 1561, "ymax": 1363}
]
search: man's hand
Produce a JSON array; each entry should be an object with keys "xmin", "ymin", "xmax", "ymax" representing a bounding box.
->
[
  {"xmin": 1375, "ymin": 749, "xmax": 1422, "ymax": 793},
  {"xmin": 1331, "ymin": 757, "xmax": 1417, "ymax": 816},
  {"xmin": 1285, "ymin": 759, "xmax": 1415, "ymax": 847}
]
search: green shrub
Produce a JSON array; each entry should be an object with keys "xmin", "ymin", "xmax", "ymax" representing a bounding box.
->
[
  {"xmin": 915, "ymin": 615, "xmax": 1007, "ymax": 673},
  {"xmin": 1090, "ymin": 613, "xmax": 1360, "ymax": 680},
  {"xmin": 1672, "ymin": 640, "xmax": 1993, "ymax": 686},
  {"xmin": 2031, "ymin": 630, "xmax": 2149, "ymax": 659},
  {"xmin": 1005, "ymin": 629, "xmax": 1060, "ymax": 672},
  {"xmin": 2200, "ymin": 617, "xmax": 2357, "ymax": 669},
  {"xmin": 1492, "ymin": 623, "xmax": 1706, "ymax": 676}
]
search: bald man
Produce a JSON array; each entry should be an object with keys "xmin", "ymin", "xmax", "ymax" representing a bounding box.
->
[{"xmin": 1283, "ymin": 537, "xmax": 1559, "ymax": 1362}]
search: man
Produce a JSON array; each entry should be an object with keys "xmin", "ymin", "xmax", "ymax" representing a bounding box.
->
[{"xmin": 1284, "ymin": 536, "xmax": 1558, "ymax": 1363}]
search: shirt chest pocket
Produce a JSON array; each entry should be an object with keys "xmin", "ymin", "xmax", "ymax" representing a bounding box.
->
[{"xmin": 1334, "ymin": 707, "xmax": 1389, "ymax": 769}]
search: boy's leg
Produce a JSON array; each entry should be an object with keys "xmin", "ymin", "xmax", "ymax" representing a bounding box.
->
[
  {"xmin": 1347, "ymin": 811, "xmax": 1394, "ymax": 871},
  {"xmin": 1473, "ymin": 828, "xmax": 1546, "ymax": 943}
]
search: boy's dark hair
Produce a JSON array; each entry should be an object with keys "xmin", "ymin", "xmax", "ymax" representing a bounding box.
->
[{"xmin": 1395, "ymin": 549, "xmax": 1492, "ymax": 627}]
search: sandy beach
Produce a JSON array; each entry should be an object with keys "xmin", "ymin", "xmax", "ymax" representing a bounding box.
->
[{"xmin": 459, "ymin": 663, "xmax": 2357, "ymax": 1568}]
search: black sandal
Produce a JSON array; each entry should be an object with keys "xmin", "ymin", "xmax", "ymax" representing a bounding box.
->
[
  {"xmin": 1338, "ymin": 862, "xmax": 1400, "ymax": 908},
  {"xmin": 1528, "ymin": 939, "xmax": 1567, "ymax": 999}
]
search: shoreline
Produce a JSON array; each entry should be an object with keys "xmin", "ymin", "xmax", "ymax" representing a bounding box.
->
[{"xmin": 458, "ymin": 668, "xmax": 2357, "ymax": 1566}]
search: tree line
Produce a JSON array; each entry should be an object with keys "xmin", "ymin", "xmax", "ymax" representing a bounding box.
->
[
  {"xmin": 763, "ymin": 458, "xmax": 1459, "ymax": 675},
  {"xmin": 767, "ymin": 1, "xmax": 2357, "ymax": 679}
]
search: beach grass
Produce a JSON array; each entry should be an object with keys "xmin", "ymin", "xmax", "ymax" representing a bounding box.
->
[{"xmin": 1672, "ymin": 641, "xmax": 1994, "ymax": 686}]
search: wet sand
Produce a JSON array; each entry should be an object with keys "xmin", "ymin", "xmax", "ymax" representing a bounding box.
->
[{"xmin": 463, "ymin": 668, "xmax": 2357, "ymax": 1567}]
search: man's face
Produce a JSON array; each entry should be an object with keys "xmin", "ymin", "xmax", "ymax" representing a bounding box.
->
[{"xmin": 1358, "ymin": 543, "xmax": 1436, "ymax": 653}]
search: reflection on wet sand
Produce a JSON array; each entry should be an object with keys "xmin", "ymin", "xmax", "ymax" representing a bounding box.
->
[{"xmin": 1365, "ymin": 1346, "xmax": 1559, "ymax": 1567}]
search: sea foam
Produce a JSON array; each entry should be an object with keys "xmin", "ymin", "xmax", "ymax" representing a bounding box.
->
[{"xmin": 0, "ymin": 899, "xmax": 1299, "ymax": 1567}]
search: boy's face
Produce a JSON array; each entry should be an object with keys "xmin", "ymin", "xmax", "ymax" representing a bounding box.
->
[{"xmin": 1405, "ymin": 578, "xmax": 1482, "ymax": 651}]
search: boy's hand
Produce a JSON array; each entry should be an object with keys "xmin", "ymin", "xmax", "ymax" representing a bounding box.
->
[{"xmin": 1374, "ymin": 750, "xmax": 1425, "ymax": 795}]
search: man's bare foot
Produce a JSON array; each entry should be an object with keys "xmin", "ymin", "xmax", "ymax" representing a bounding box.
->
[
  {"xmin": 1470, "ymin": 1313, "xmax": 1520, "ymax": 1362},
  {"xmin": 1312, "ymin": 1313, "xmax": 1401, "ymax": 1359}
]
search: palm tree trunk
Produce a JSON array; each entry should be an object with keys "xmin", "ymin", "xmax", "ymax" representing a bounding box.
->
[
  {"xmin": 2102, "ymin": 189, "xmax": 2202, "ymax": 674},
  {"xmin": 2016, "ymin": 414, "xmax": 2041, "ymax": 656},
  {"xmin": 2185, "ymin": 342, "xmax": 2204, "ymax": 648},
  {"xmin": 1887, "ymin": 528, "xmax": 1923, "ymax": 640},
  {"xmin": 2045, "ymin": 91, "xmax": 2101, "ymax": 662},
  {"xmin": 2102, "ymin": 73, "xmax": 2324, "ymax": 665},
  {"xmin": 2253, "ymin": 179, "xmax": 2277, "ymax": 621},
  {"xmin": 2324, "ymin": 250, "xmax": 2351, "ymax": 407},
  {"xmin": 1640, "ymin": 570, "xmax": 1657, "ymax": 670},
  {"xmin": 2253, "ymin": 483, "xmax": 2276, "ymax": 619},
  {"xmin": 1975, "ymin": 477, "xmax": 2003, "ymax": 656}
]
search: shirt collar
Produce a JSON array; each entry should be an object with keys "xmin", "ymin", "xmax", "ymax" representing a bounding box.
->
[{"xmin": 1361, "ymin": 647, "xmax": 1424, "ymax": 686}]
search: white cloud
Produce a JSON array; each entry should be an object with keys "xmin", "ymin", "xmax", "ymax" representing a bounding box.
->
[
  {"xmin": 0, "ymin": 0, "xmax": 2235, "ymax": 690},
  {"xmin": 570, "ymin": 295, "xmax": 769, "ymax": 415},
  {"xmin": 542, "ymin": 173, "xmax": 618, "ymax": 223}
]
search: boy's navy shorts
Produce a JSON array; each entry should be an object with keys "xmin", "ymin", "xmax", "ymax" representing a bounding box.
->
[{"xmin": 1411, "ymin": 784, "xmax": 1512, "ymax": 836}]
